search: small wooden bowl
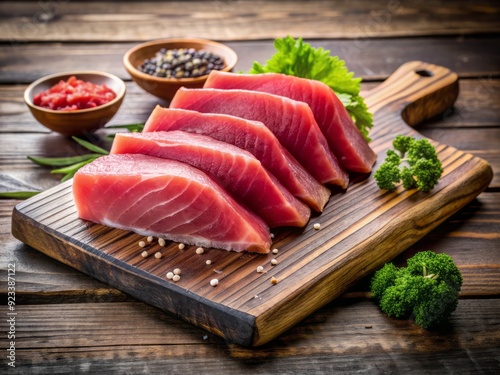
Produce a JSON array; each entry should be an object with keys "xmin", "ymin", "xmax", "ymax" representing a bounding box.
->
[
  {"xmin": 123, "ymin": 38, "xmax": 238, "ymax": 101},
  {"xmin": 24, "ymin": 71, "xmax": 126, "ymax": 136}
]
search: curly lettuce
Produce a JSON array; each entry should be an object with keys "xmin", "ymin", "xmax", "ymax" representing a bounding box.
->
[{"xmin": 250, "ymin": 36, "xmax": 373, "ymax": 141}]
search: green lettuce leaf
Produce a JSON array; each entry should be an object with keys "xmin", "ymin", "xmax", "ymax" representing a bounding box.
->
[{"xmin": 250, "ymin": 36, "xmax": 373, "ymax": 141}]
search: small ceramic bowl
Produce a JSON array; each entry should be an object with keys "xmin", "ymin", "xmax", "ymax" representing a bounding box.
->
[
  {"xmin": 24, "ymin": 71, "xmax": 126, "ymax": 136},
  {"xmin": 123, "ymin": 38, "xmax": 238, "ymax": 101}
]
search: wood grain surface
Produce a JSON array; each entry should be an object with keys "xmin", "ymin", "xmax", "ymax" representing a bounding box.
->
[
  {"xmin": 1, "ymin": 1, "xmax": 499, "ymax": 371},
  {"xmin": 10, "ymin": 61, "xmax": 493, "ymax": 346},
  {"xmin": 1, "ymin": 299, "xmax": 498, "ymax": 373},
  {"xmin": 1, "ymin": 1, "xmax": 499, "ymax": 42}
]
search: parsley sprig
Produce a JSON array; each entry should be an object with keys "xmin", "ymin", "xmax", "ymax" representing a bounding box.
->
[{"xmin": 374, "ymin": 135, "xmax": 443, "ymax": 192}]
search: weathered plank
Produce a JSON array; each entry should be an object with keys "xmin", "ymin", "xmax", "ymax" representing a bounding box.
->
[
  {"xmin": 2, "ymin": 79, "xmax": 499, "ymax": 133},
  {"xmin": 1, "ymin": 36, "xmax": 500, "ymax": 84},
  {"xmin": 2, "ymin": 192, "xmax": 499, "ymax": 303},
  {"xmin": 0, "ymin": 299, "xmax": 498, "ymax": 374},
  {"xmin": 1, "ymin": 131, "xmax": 498, "ymax": 190},
  {"xmin": 1, "ymin": 1, "xmax": 499, "ymax": 42},
  {"xmin": 8, "ymin": 61, "xmax": 497, "ymax": 346},
  {"xmin": 0, "ymin": 82, "xmax": 163, "ymax": 134}
]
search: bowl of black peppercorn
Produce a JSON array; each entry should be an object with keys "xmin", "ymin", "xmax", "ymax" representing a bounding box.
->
[{"xmin": 123, "ymin": 38, "xmax": 238, "ymax": 101}]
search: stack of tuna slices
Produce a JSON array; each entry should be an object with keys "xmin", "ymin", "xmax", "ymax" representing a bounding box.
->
[{"xmin": 73, "ymin": 71, "xmax": 377, "ymax": 253}]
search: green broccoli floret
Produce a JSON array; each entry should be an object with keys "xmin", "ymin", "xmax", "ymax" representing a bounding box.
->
[
  {"xmin": 370, "ymin": 251, "xmax": 462, "ymax": 329},
  {"xmin": 413, "ymin": 282, "xmax": 459, "ymax": 329},
  {"xmin": 380, "ymin": 276, "xmax": 435, "ymax": 318},
  {"xmin": 370, "ymin": 263, "xmax": 399, "ymax": 300},
  {"xmin": 406, "ymin": 250, "xmax": 463, "ymax": 292},
  {"xmin": 374, "ymin": 135, "xmax": 443, "ymax": 192}
]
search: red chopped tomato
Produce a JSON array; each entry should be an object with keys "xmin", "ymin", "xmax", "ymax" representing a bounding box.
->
[{"xmin": 33, "ymin": 76, "xmax": 117, "ymax": 111}]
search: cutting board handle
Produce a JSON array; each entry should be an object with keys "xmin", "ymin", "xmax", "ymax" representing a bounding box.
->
[{"xmin": 363, "ymin": 61, "xmax": 459, "ymax": 127}]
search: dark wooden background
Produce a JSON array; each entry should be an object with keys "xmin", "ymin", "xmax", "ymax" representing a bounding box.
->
[{"xmin": 0, "ymin": 1, "xmax": 499, "ymax": 374}]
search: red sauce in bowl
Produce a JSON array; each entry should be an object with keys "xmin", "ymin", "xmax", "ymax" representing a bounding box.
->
[{"xmin": 33, "ymin": 76, "xmax": 117, "ymax": 111}]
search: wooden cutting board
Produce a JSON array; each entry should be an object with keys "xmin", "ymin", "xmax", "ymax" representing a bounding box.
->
[{"xmin": 11, "ymin": 61, "xmax": 493, "ymax": 347}]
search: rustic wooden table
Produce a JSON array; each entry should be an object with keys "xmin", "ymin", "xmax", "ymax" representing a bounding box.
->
[{"xmin": 1, "ymin": 1, "xmax": 499, "ymax": 374}]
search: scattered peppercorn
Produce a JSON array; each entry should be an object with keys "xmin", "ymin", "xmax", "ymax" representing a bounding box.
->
[
  {"xmin": 137, "ymin": 48, "xmax": 225, "ymax": 79},
  {"xmin": 178, "ymin": 243, "xmax": 185, "ymax": 250},
  {"xmin": 271, "ymin": 259, "xmax": 278, "ymax": 266},
  {"xmin": 158, "ymin": 238, "xmax": 166, "ymax": 247},
  {"xmin": 154, "ymin": 252, "xmax": 162, "ymax": 259},
  {"xmin": 166, "ymin": 272, "xmax": 174, "ymax": 279},
  {"xmin": 270, "ymin": 276, "xmax": 278, "ymax": 285},
  {"xmin": 256, "ymin": 265, "xmax": 264, "ymax": 273},
  {"xmin": 172, "ymin": 274, "xmax": 181, "ymax": 282},
  {"xmin": 313, "ymin": 223, "xmax": 321, "ymax": 230},
  {"xmin": 206, "ymin": 260, "xmax": 212, "ymax": 265},
  {"xmin": 210, "ymin": 278, "xmax": 219, "ymax": 287},
  {"xmin": 141, "ymin": 250, "xmax": 149, "ymax": 258},
  {"xmin": 272, "ymin": 248, "xmax": 279, "ymax": 254},
  {"xmin": 173, "ymin": 268, "xmax": 181, "ymax": 275},
  {"xmin": 138, "ymin": 240, "xmax": 146, "ymax": 248},
  {"xmin": 196, "ymin": 247, "xmax": 204, "ymax": 255},
  {"xmin": 147, "ymin": 236, "xmax": 154, "ymax": 243}
]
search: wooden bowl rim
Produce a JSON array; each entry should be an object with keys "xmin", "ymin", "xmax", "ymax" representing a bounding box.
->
[
  {"xmin": 123, "ymin": 38, "xmax": 238, "ymax": 85},
  {"xmin": 23, "ymin": 70, "xmax": 126, "ymax": 115}
]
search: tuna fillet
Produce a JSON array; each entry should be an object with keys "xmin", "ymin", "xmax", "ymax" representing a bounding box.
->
[
  {"xmin": 142, "ymin": 106, "xmax": 331, "ymax": 211},
  {"xmin": 110, "ymin": 131, "xmax": 311, "ymax": 228},
  {"xmin": 204, "ymin": 71, "xmax": 377, "ymax": 173},
  {"xmin": 73, "ymin": 154, "xmax": 271, "ymax": 253},
  {"xmin": 169, "ymin": 87, "xmax": 348, "ymax": 187}
]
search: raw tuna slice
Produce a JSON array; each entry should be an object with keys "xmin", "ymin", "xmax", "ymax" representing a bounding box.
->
[
  {"xmin": 110, "ymin": 131, "xmax": 311, "ymax": 228},
  {"xmin": 169, "ymin": 87, "xmax": 348, "ymax": 187},
  {"xmin": 73, "ymin": 154, "xmax": 271, "ymax": 253},
  {"xmin": 142, "ymin": 106, "xmax": 331, "ymax": 211},
  {"xmin": 204, "ymin": 71, "xmax": 377, "ymax": 173}
]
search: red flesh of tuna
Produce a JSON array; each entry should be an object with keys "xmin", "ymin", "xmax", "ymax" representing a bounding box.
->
[
  {"xmin": 169, "ymin": 87, "xmax": 348, "ymax": 187},
  {"xmin": 204, "ymin": 71, "xmax": 377, "ymax": 173},
  {"xmin": 143, "ymin": 106, "xmax": 331, "ymax": 211},
  {"xmin": 73, "ymin": 154, "xmax": 271, "ymax": 253},
  {"xmin": 110, "ymin": 131, "xmax": 311, "ymax": 228}
]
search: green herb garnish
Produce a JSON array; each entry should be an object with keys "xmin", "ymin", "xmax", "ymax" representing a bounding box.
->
[
  {"xmin": 0, "ymin": 191, "xmax": 40, "ymax": 199},
  {"xmin": 6, "ymin": 126, "xmax": 140, "ymax": 199},
  {"xmin": 71, "ymin": 136, "xmax": 109, "ymax": 155},
  {"xmin": 374, "ymin": 135, "xmax": 443, "ymax": 192},
  {"xmin": 105, "ymin": 123, "xmax": 145, "ymax": 132},
  {"xmin": 371, "ymin": 250, "xmax": 462, "ymax": 329},
  {"xmin": 27, "ymin": 137, "xmax": 109, "ymax": 183},
  {"xmin": 250, "ymin": 36, "xmax": 373, "ymax": 141},
  {"xmin": 28, "ymin": 154, "xmax": 103, "ymax": 167}
]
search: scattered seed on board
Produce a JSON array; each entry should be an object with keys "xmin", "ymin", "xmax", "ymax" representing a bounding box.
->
[
  {"xmin": 210, "ymin": 278, "xmax": 219, "ymax": 287},
  {"xmin": 206, "ymin": 260, "xmax": 212, "ymax": 265},
  {"xmin": 154, "ymin": 252, "xmax": 162, "ymax": 259},
  {"xmin": 173, "ymin": 268, "xmax": 181, "ymax": 275},
  {"xmin": 270, "ymin": 276, "xmax": 278, "ymax": 285},
  {"xmin": 270, "ymin": 233, "xmax": 275, "ymax": 239},
  {"xmin": 172, "ymin": 274, "xmax": 181, "ymax": 282},
  {"xmin": 141, "ymin": 250, "xmax": 149, "ymax": 258},
  {"xmin": 272, "ymin": 248, "xmax": 279, "ymax": 254},
  {"xmin": 138, "ymin": 240, "xmax": 146, "ymax": 248},
  {"xmin": 196, "ymin": 247, "xmax": 204, "ymax": 255},
  {"xmin": 166, "ymin": 272, "xmax": 174, "ymax": 279},
  {"xmin": 313, "ymin": 223, "xmax": 321, "ymax": 230},
  {"xmin": 158, "ymin": 238, "xmax": 166, "ymax": 247},
  {"xmin": 178, "ymin": 243, "xmax": 185, "ymax": 250},
  {"xmin": 271, "ymin": 259, "xmax": 278, "ymax": 266},
  {"xmin": 256, "ymin": 265, "xmax": 264, "ymax": 273},
  {"xmin": 147, "ymin": 236, "xmax": 154, "ymax": 243}
]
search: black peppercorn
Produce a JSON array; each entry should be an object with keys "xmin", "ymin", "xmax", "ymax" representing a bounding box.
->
[{"xmin": 137, "ymin": 48, "xmax": 225, "ymax": 78}]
